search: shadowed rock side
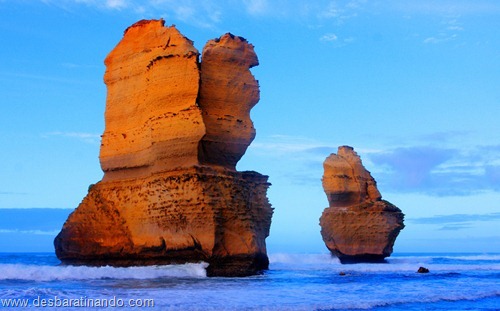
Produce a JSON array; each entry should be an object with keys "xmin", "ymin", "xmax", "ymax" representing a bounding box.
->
[
  {"xmin": 54, "ymin": 19, "xmax": 273, "ymax": 277},
  {"xmin": 319, "ymin": 146, "xmax": 404, "ymax": 263},
  {"xmin": 198, "ymin": 33, "xmax": 259, "ymax": 169}
]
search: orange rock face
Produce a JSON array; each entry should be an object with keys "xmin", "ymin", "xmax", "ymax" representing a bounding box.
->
[
  {"xmin": 319, "ymin": 146, "xmax": 404, "ymax": 263},
  {"xmin": 198, "ymin": 33, "xmax": 259, "ymax": 169},
  {"xmin": 54, "ymin": 19, "xmax": 273, "ymax": 277},
  {"xmin": 100, "ymin": 20, "xmax": 204, "ymax": 181}
]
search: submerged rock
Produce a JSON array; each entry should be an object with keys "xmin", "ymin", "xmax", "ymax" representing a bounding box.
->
[
  {"xmin": 417, "ymin": 267, "xmax": 430, "ymax": 273},
  {"xmin": 54, "ymin": 19, "xmax": 273, "ymax": 277},
  {"xmin": 319, "ymin": 146, "xmax": 405, "ymax": 263}
]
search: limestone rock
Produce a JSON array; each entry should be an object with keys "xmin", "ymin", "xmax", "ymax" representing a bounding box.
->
[
  {"xmin": 198, "ymin": 33, "xmax": 259, "ymax": 169},
  {"xmin": 319, "ymin": 146, "xmax": 404, "ymax": 263},
  {"xmin": 100, "ymin": 19, "xmax": 204, "ymax": 181},
  {"xmin": 54, "ymin": 19, "xmax": 273, "ymax": 277}
]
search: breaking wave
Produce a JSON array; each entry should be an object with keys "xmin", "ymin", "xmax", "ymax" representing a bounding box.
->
[
  {"xmin": 0, "ymin": 262, "xmax": 208, "ymax": 281},
  {"xmin": 268, "ymin": 253, "xmax": 500, "ymax": 273}
]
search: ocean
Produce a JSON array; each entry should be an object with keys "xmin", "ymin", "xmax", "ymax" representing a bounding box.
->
[{"xmin": 0, "ymin": 253, "xmax": 499, "ymax": 310}]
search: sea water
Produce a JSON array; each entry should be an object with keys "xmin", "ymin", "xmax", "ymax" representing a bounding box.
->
[{"xmin": 0, "ymin": 253, "xmax": 499, "ymax": 310}]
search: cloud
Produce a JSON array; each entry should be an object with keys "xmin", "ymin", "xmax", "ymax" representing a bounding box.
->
[
  {"xmin": 40, "ymin": 0, "xmax": 222, "ymax": 28},
  {"xmin": 409, "ymin": 212, "xmax": 500, "ymax": 231},
  {"xmin": 0, "ymin": 191, "xmax": 28, "ymax": 195},
  {"xmin": 370, "ymin": 146, "xmax": 454, "ymax": 187},
  {"xmin": 318, "ymin": 0, "xmax": 366, "ymax": 23},
  {"xmin": 417, "ymin": 130, "xmax": 470, "ymax": 142},
  {"xmin": 0, "ymin": 209, "xmax": 72, "ymax": 235},
  {"xmin": 0, "ymin": 229, "xmax": 60, "ymax": 235},
  {"xmin": 303, "ymin": 146, "xmax": 337, "ymax": 155},
  {"xmin": 320, "ymin": 33, "xmax": 356, "ymax": 46},
  {"xmin": 423, "ymin": 35, "xmax": 456, "ymax": 44},
  {"xmin": 42, "ymin": 131, "xmax": 101, "ymax": 144},
  {"xmin": 105, "ymin": 0, "xmax": 127, "ymax": 9},
  {"xmin": 410, "ymin": 212, "xmax": 500, "ymax": 224},
  {"xmin": 438, "ymin": 223, "xmax": 471, "ymax": 231},
  {"xmin": 423, "ymin": 30, "xmax": 459, "ymax": 44},
  {"xmin": 320, "ymin": 33, "xmax": 338, "ymax": 41},
  {"xmin": 245, "ymin": 135, "xmax": 336, "ymax": 186},
  {"xmin": 60, "ymin": 62, "xmax": 99, "ymax": 70},
  {"xmin": 243, "ymin": 0, "xmax": 269, "ymax": 15},
  {"xmin": 0, "ymin": 71, "xmax": 92, "ymax": 85},
  {"xmin": 422, "ymin": 16, "xmax": 463, "ymax": 44},
  {"xmin": 43, "ymin": 0, "xmax": 128, "ymax": 10},
  {"xmin": 368, "ymin": 145, "xmax": 500, "ymax": 196},
  {"xmin": 389, "ymin": 1, "xmax": 500, "ymax": 15},
  {"xmin": 249, "ymin": 133, "xmax": 500, "ymax": 196},
  {"xmin": 250, "ymin": 135, "xmax": 329, "ymax": 154}
]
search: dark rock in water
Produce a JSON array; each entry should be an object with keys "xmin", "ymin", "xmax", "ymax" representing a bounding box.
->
[
  {"xmin": 319, "ymin": 146, "xmax": 405, "ymax": 263},
  {"xmin": 417, "ymin": 267, "xmax": 430, "ymax": 273}
]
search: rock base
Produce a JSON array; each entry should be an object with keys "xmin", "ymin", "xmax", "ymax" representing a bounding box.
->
[
  {"xmin": 55, "ymin": 166, "xmax": 273, "ymax": 277},
  {"xmin": 320, "ymin": 200, "xmax": 404, "ymax": 263}
]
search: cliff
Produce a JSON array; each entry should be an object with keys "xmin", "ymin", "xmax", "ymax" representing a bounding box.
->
[
  {"xmin": 319, "ymin": 146, "xmax": 404, "ymax": 263},
  {"xmin": 54, "ymin": 19, "xmax": 273, "ymax": 277}
]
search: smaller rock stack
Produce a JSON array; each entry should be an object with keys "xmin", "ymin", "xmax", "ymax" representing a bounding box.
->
[{"xmin": 319, "ymin": 146, "xmax": 405, "ymax": 263}]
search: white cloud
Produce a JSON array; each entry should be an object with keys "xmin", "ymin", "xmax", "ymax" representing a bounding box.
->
[
  {"xmin": 42, "ymin": 131, "xmax": 100, "ymax": 144},
  {"xmin": 423, "ymin": 33, "xmax": 457, "ymax": 44},
  {"xmin": 250, "ymin": 135, "xmax": 328, "ymax": 154},
  {"xmin": 0, "ymin": 229, "xmax": 60, "ymax": 235},
  {"xmin": 320, "ymin": 33, "xmax": 338, "ymax": 41},
  {"xmin": 422, "ymin": 17, "xmax": 461, "ymax": 44},
  {"xmin": 368, "ymin": 144, "xmax": 500, "ymax": 196},
  {"xmin": 320, "ymin": 2, "xmax": 341, "ymax": 19},
  {"xmin": 243, "ymin": 0, "xmax": 269, "ymax": 15},
  {"xmin": 0, "ymin": 191, "xmax": 27, "ymax": 195},
  {"xmin": 105, "ymin": 0, "xmax": 127, "ymax": 9},
  {"xmin": 173, "ymin": 5, "xmax": 195, "ymax": 22},
  {"xmin": 318, "ymin": 0, "xmax": 364, "ymax": 23},
  {"xmin": 389, "ymin": 1, "xmax": 500, "ymax": 15},
  {"xmin": 447, "ymin": 25, "xmax": 463, "ymax": 31},
  {"xmin": 320, "ymin": 34, "xmax": 356, "ymax": 47},
  {"xmin": 423, "ymin": 37, "xmax": 440, "ymax": 44}
]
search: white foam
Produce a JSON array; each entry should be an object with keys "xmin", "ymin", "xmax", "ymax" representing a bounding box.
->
[
  {"xmin": 268, "ymin": 253, "xmax": 500, "ymax": 273},
  {"xmin": 269, "ymin": 253, "xmax": 340, "ymax": 265},
  {"xmin": 0, "ymin": 262, "xmax": 208, "ymax": 281},
  {"xmin": 443, "ymin": 254, "xmax": 500, "ymax": 261}
]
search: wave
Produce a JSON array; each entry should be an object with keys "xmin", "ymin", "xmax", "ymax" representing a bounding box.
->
[
  {"xmin": 441, "ymin": 254, "xmax": 500, "ymax": 261},
  {"xmin": 269, "ymin": 253, "xmax": 340, "ymax": 265},
  {"xmin": 268, "ymin": 253, "xmax": 500, "ymax": 273},
  {"xmin": 0, "ymin": 262, "xmax": 208, "ymax": 281}
]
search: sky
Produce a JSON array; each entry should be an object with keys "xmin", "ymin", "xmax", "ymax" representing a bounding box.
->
[{"xmin": 0, "ymin": 0, "xmax": 499, "ymax": 254}]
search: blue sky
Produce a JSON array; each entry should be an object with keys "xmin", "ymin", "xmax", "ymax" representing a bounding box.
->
[{"xmin": 0, "ymin": 0, "xmax": 499, "ymax": 254}]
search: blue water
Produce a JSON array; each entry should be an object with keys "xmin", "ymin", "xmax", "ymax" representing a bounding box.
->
[{"xmin": 0, "ymin": 253, "xmax": 499, "ymax": 310}]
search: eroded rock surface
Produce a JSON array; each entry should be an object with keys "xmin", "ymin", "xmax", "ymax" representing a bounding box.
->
[
  {"xmin": 100, "ymin": 20, "xmax": 204, "ymax": 181},
  {"xmin": 198, "ymin": 33, "xmax": 259, "ymax": 169},
  {"xmin": 55, "ymin": 19, "xmax": 273, "ymax": 277},
  {"xmin": 319, "ymin": 146, "xmax": 404, "ymax": 263}
]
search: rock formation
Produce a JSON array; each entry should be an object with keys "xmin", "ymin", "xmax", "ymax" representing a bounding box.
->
[
  {"xmin": 417, "ymin": 267, "xmax": 430, "ymax": 273},
  {"xmin": 198, "ymin": 33, "xmax": 260, "ymax": 169},
  {"xmin": 54, "ymin": 19, "xmax": 273, "ymax": 277},
  {"xmin": 319, "ymin": 146, "xmax": 404, "ymax": 263}
]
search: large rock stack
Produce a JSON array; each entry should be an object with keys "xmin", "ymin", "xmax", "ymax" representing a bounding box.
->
[
  {"xmin": 54, "ymin": 19, "xmax": 273, "ymax": 277},
  {"xmin": 319, "ymin": 146, "xmax": 404, "ymax": 263}
]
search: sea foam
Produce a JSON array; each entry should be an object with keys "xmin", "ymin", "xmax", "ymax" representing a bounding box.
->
[{"xmin": 0, "ymin": 262, "xmax": 208, "ymax": 281}]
